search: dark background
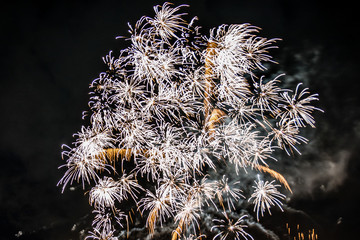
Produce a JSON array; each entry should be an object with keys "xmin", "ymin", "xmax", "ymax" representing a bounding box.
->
[{"xmin": 1, "ymin": 0, "xmax": 359, "ymax": 239}]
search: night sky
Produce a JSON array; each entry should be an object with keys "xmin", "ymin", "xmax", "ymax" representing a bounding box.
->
[{"xmin": 1, "ymin": 0, "xmax": 359, "ymax": 239}]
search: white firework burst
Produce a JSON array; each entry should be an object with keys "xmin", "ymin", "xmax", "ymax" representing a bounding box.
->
[
  {"xmin": 138, "ymin": 188, "xmax": 174, "ymax": 232},
  {"xmin": 188, "ymin": 175, "xmax": 217, "ymax": 208},
  {"xmin": 215, "ymin": 175, "xmax": 244, "ymax": 211},
  {"xmin": 173, "ymin": 196, "xmax": 201, "ymax": 236},
  {"xmin": 158, "ymin": 170, "xmax": 190, "ymax": 206},
  {"xmin": 91, "ymin": 208, "xmax": 126, "ymax": 234},
  {"xmin": 279, "ymin": 83, "xmax": 323, "ymax": 128},
  {"xmin": 117, "ymin": 172, "xmax": 144, "ymax": 202},
  {"xmin": 89, "ymin": 177, "xmax": 123, "ymax": 210},
  {"xmin": 58, "ymin": 145, "xmax": 113, "ymax": 192},
  {"xmin": 248, "ymin": 178, "xmax": 286, "ymax": 221},
  {"xmin": 269, "ymin": 117, "xmax": 308, "ymax": 155},
  {"xmin": 211, "ymin": 212, "xmax": 253, "ymax": 240},
  {"xmin": 85, "ymin": 228, "xmax": 117, "ymax": 240},
  {"xmin": 147, "ymin": 2, "xmax": 188, "ymax": 41},
  {"xmin": 251, "ymin": 74, "xmax": 284, "ymax": 114}
]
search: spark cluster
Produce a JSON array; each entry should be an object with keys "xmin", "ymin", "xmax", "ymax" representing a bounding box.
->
[{"xmin": 58, "ymin": 2, "xmax": 322, "ymax": 239}]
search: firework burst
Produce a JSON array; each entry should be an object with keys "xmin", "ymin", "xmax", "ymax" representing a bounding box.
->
[
  {"xmin": 211, "ymin": 212, "xmax": 253, "ymax": 240},
  {"xmin": 58, "ymin": 2, "xmax": 321, "ymax": 239},
  {"xmin": 249, "ymin": 178, "xmax": 286, "ymax": 221}
]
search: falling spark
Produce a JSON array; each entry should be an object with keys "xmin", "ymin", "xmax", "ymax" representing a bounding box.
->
[{"xmin": 286, "ymin": 223, "xmax": 319, "ymax": 240}]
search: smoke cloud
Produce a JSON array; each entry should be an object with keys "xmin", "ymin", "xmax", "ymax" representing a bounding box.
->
[{"xmin": 285, "ymin": 150, "xmax": 350, "ymax": 199}]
